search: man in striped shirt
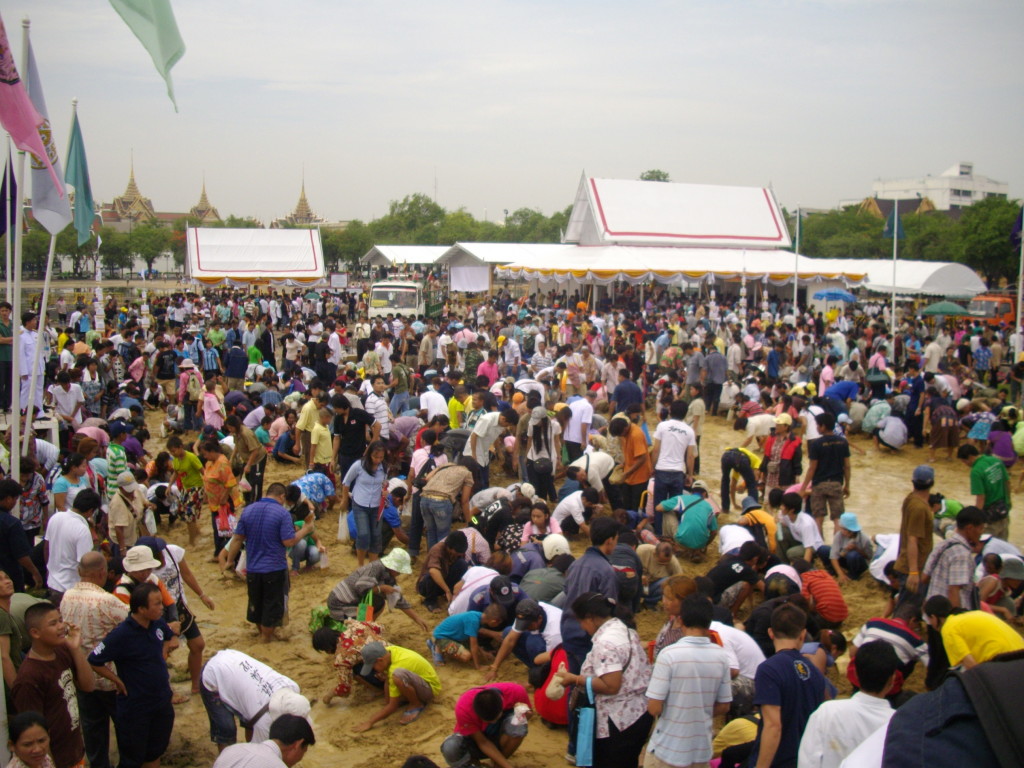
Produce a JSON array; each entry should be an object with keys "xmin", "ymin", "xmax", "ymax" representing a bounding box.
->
[
  {"xmin": 365, "ymin": 375, "xmax": 392, "ymax": 440},
  {"xmin": 847, "ymin": 602, "xmax": 929, "ymax": 698}
]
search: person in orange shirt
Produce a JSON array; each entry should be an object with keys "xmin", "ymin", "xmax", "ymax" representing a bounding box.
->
[{"xmin": 610, "ymin": 416, "xmax": 653, "ymax": 511}]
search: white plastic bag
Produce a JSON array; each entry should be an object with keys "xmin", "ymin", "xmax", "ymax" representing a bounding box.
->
[{"xmin": 337, "ymin": 511, "xmax": 350, "ymax": 542}]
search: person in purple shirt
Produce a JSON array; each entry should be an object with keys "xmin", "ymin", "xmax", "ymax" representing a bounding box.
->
[{"xmin": 225, "ymin": 483, "xmax": 314, "ymax": 642}]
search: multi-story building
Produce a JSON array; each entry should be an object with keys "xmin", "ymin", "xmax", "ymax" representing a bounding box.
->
[{"xmin": 871, "ymin": 162, "xmax": 1008, "ymax": 211}]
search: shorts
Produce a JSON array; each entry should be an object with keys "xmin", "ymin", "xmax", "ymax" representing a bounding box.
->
[
  {"xmin": 179, "ymin": 603, "xmax": 202, "ymax": 641},
  {"xmin": 435, "ymin": 638, "xmax": 469, "ymax": 660},
  {"xmin": 809, "ymin": 481, "xmax": 845, "ymax": 521},
  {"xmin": 200, "ymin": 678, "xmax": 244, "ymax": 745},
  {"xmin": 392, "ymin": 668, "xmax": 436, "ymax": 704},
  {"xmin": 159, "ymin": 379, "xmax": 177, "ymax": 399},
  {"xmin": 643, "ymin": 749, "xmax": 707, "ymax": 768},
  {"xmin": 441, "ymin": 711, "xmax": 527, "ymax": 767},
  {"xmin": 246, "ymin": 569, "xmax": 287, "ymax": 627}
]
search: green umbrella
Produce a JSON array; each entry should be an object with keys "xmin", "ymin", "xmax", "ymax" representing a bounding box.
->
[
  {"xmin": 304, "ymin": 291, "xmax": 321, "ymax": 300},
  {"xmin": 921, "ymin": 300, "xmax": 972, "ymax": 317}
]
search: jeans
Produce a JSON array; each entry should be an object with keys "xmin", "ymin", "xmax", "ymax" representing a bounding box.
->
[
  {"xmin": 351, "ymin": 501, "xmax": 382, "ymax": 553},
  {"xmin": 183, "ymin": 400, "xmax": 199, "ymax": 430},
  {"xmin": 408, "ymin": 493, "xmax": 425, "ymax": 557},
  {"xmin": 652, "ymin": 469, "xmax": 685, "ymax": 536},
  {"xmin": 721, "ymin": 449, "xmax": 758, "ymax": 513},
  {"xmin": 290, "ymin": 538, "xmax": 321, "ymax": 570},
  {"xmin": 819, "ymin": 546, "xmax": 868, "ymax": 579},
  {"xmin": 706, "ymin": 382, "xmax": 724, "ymax": 417},
  {"xmin": 644, "ymin": 577, "xmax": 667, "ymax": 607},
  {"xmin": 79, "ymin": 688, "xmax": 118, "ymax": 768},
  {"xmin": 390, "ymin": 390, "xmax": 410, "ymax": 416},
  {"xmin": 565, "ymin": 441, "xmax": 584, "ymax": 464},
  {"xmin": 420, "ymin": 495, "xmax": 454, "ymax": 552}
]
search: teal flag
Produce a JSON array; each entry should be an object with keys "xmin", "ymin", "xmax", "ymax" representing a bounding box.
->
[
  {"xmin": 109, "ymin": 0, "xmax": 186, "ymax": 111},
  {"xmin": 65, "ymin": 111, "xmax": 94, "ymax": 246},
  {"xmin": 883, "ymin": 207, "xmax": 905, "ymax": 240}
]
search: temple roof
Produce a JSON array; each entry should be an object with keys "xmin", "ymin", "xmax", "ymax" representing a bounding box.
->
[
  {"xmin": 189, "ymin": 181, "xmax": 221, "ymax": 222},
  {"xmin": 111, "ymin": 163, "xmax": 155, "ymax": 220}
]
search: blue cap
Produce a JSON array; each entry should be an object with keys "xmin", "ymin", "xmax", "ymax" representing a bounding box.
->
[{"xmin": 838, "ymin": 512, "xmax": 860, "ymax": 533}]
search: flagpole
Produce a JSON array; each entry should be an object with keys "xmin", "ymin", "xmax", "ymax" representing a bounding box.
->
[
  {"xmin": 891, "ymin": 204, "xmax": 898, "ymax": 328},
  {"xmin": 4, "ymin": 136, "xmax": 10, "ymax": 302},
  {"xmin": 9, "ymin": 16, "xmax": 32, "ymax": 481},
  {"xmin": 793, "ymin": 205, "xmax": 800, "ymax": 312},
  {"xmin": 1017, "ymin": 208, "xmax": 1024, "ymax": 383}
]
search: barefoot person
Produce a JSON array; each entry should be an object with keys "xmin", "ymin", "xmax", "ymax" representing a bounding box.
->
[{"xmin": 351, "ymin": 641, "xmax": 441, "ymax": 731}]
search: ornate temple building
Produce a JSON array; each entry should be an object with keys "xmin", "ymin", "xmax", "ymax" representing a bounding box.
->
[
  {"xmin": 271, "ymin": 182, "xmax": 326, "ymax": 228},
  {"xmin": 98, "ymin": 166, "xmax": 224, "ymax": 232}
]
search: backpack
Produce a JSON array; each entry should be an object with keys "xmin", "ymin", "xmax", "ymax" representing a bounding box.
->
[
  {"xmin": 412, "ymin": 455, "xmax": 438, "ymax": 490},
  {"xmin": 186, "ymin": 371, "xmax": 203, "ymax": 402}
]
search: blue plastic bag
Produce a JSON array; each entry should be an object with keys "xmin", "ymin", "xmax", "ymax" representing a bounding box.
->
[{"xmin": 575, "ymin": 677, "xmax": 596, "ymax": 767}]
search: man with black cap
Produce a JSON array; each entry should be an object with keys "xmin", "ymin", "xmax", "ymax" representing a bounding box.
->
[
  {"xmin": 484, "ymin": 598, "xmax": 562, "ymax": 685},
  {"xmin": 466, "ymin": 574, "xmax": 524, "ymax": 622}
]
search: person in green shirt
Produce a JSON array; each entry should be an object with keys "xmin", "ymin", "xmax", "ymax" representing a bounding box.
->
[
  {"xmin": 105, "ymin": 424, "xmax": 130, "ymax": 502},
  {"xmin": 247, "ymin": 345, "xmax": 264, "ymax": 365},
  {"xmin": 958, "ymin": 444, "xmax": 1011, "ymax": 540},
  {"xmin": 167, "ymin": 436, "xmax": 206, "ymax": 547},
  {"xmin": 929, "ymin": 492, "xmax": 964, "ymax": 538},
  {"xmin": 390, "ymin": 361, "xmax": 411, "ymax": 415},
  {"xmin": 207, "ymin": 323, "xmax": 226, "ymax": 350},
  {"xmin": 350, "ymin": 642, "xmax": 441, "ymax": 731},
  {"xmin": 660, "ymin": 481, "xmax": 718, "ymax": 555}
]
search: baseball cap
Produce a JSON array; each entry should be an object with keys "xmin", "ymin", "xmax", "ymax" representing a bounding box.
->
[
  {"xmin": 839, "ymin": 512, "xmax": 861, "ymax": 533},
  {"xmin": 379, "ymin": 548, "xmax": 412, "ymax": 575},
  {"xmin": 123, "ymin": 545, "xmax": 161, "ymax": 573},
  {"xmin": 108, "ymin": 422, "xmax": 133, "ymax": 438},
  {"xmin": 513, "ymin": 599, "xmax": 544, "ymax": 632},
  {"xmin": 359, "ymin": 642, "xmax": 388, "ymax": 676},
  {"xmin": 542, "ymin": 534, "xmax": 571, "ymax": 560},
  {"xmin": 774, "ymin": 413, "xmax": 793, "ymax": 426},
  {"xmin": 489, "ymin": 575, "xmax": 517, "ymax": 606},
  {"xmin": 690, "ymin": 479, "xmax": 710, "ymax": 494},
  {"xmin": 741, "ymin": 496, "xmax": 762, "ymax": 513},
  {"xmin": 837, "ymin": 413, "xmax": 852, "ymax": 424},
  {"xmin": 116, "ymin": 471, "xmax": 138, "ymax": 493},
  {"xmin": 912, "ymin": 465, "xmax": 935, "ymax": 486},
  {"xmin": 1000, "ymin": 558, "xmax": 1024, "ymax": 581}
]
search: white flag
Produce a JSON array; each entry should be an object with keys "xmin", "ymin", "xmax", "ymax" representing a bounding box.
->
[{"xmin": 26, "ymin": 36, "xmax": 71, "ymax": 235}]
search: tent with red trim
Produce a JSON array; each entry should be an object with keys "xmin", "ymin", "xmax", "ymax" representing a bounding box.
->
[{"xmin": 185, "ymin": 227, "xmax": 326, "ymax": 286}]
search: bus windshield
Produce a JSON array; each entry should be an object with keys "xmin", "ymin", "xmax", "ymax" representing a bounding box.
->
[
  {"xmin": 967, "ymin": 300, "xmax": 997, "ymax": 317},
  {"xmin": 370, "ymin": 286, "xmax": 418, "ymax": 310}
]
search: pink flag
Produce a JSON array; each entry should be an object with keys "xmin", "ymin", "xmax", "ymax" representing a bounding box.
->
[{"xmin": 0, "ymin": 14, "xmax": 61, "ymax": 191}]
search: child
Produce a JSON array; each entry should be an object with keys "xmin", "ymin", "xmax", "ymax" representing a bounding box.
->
[
  {"xmin": 202, "ymin": 380, "xmax": 225, "ymax": 430},
  {"xmin": 556, "ymin": 466, "xmax": 582, "ymax": 502},
  {"xmin": 289, "ymin": 493, "xmax": 324, "ymax": 574},
  {"xmin": 254, "ymin": 415, "xmax": 273, "ymax": 448},
  {"xmin": 520, "ymin": 501, "xmax": 562, "ymax": 544},
  {"xmin": 352, "ymin": 642, "xmax": 442, "ymax": 730},
  {"xmin": 427, "ymin": 604, "xmax": 506, "ymax": 668}
]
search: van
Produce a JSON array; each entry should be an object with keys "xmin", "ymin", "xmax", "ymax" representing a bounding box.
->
[{"xmin": 967, "ymin": 294, "xmax": 1016, "ymax": 327}]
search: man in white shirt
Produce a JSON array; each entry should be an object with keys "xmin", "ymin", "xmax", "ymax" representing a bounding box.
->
[
  {"xmin": 797, "ymin": 641, "xmax": 899, "ymax": 768},
  {"xmin": 551, "ymin": 488, "xmax": 600, "ymax": 537},
  {"xmin": 501, "ymin": 336, "xmax": 521, "ymax": 378},
  {"xmin": 567, "ymin": 446, "xmax": 615, "ymax": 501},
  {"xmin": 45, "ymin": 489, "xmax": 100, "ymax": 603},
  {"xmin": 922, "ymin": 335, "xmax": 943, "ymax": 373},
  {"xmin": 364, "ymin": 375, "xmax": 392, "ymax": 439},
  {"xmin": 212, "ymin": 714, "xmax": 315, "ymax": 768},
  {"xmin": 463, "ymin": 409, "xmax": 519, "ymax": 488},
  {"xmin": 565, "ymin": 391, "xmax": 595, "ymax": 463},
  {"xmin": 710, "ymin": 618, "xmax": 766, "ymax": 719},
  {"xmin": 651, "ymin": 400, "xmax": 697, "ymax": 535},
  {"xmin": 375, "ymin": 337, "xmax": 393, "ymax": 378},
  {"xmin": 419, "ymin": 377, "xmax": 449, "ymax": 421},
  {"xmin": 780, "ymin": 494, "xmax": 825, "ymax": 564}
]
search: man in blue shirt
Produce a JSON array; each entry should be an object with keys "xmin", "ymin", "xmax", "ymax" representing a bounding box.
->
[
  {"xmin": 88, "ymin": 582, "xmax": 177, "ymax": 768},
  {"xmin": 749, "ymin": 603, "xmax": 830, "ymax": 768},
  {"xmin": 903, "ymin": 361, "xmax": 926, "ymax": 449},
  {"xmin": 610, "ymin": 369, "xmax": 643, "ymax": 415},
  {"xmin": 226, "ymin": 483, "xmax": 313, "ymax": 642}
]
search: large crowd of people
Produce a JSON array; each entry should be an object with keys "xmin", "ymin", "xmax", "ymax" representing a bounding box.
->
[{"xmin": 0, "ymin": 283, "xmax": 1023, "ymax": 768}]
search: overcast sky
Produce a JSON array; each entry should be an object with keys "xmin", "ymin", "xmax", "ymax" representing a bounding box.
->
[{"xmin": 8, "ymin": 0, "xmax": 1023, "ymax": 227}]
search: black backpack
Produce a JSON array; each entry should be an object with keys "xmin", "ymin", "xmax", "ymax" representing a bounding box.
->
[{"xmin": 413, "ymin": 455, "xmax": 438, "ymax": 490}]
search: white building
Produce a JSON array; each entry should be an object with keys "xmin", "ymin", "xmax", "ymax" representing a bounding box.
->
[{"xmin": 871, "ymin": 162, "xmax": 1008, "ymax": 211}]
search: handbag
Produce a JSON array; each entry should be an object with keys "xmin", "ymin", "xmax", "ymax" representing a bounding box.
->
[
  {"xmin": 573, "ymin": 676, "xmax": 596, "ymax": 767},
  {"xmin": 357, "ymin": 589, "xmax": 375, "ymax": 622},
  {"xmin": 533, "ymin": 457, "xmax": 553, "ymax": 476}
]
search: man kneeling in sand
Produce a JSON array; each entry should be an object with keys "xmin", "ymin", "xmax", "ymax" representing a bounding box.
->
[{"xmin": 351, "ymin": 641, "xmax": 442, "ymax": 731}]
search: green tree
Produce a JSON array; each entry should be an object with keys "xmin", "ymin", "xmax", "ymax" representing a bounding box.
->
[
  {"xmin": 901, "ymin": 212, "xmax": 959, "ymax": 263},
  {"xmin": 799, "ymin": 206, "xmax": 889, "ymax": 260},
  {"xmin": 323, "ymin": 220, "xmax": 374, "ymax": 271},
  {"xmin": 436, "ymin": 209, "xmax": 482, "ymax": 245},
  {"xmin": 55, "ymin": 224, "xmax": 95, "ymax": 277},
  {"xmin": 369, "ymin": 194, "xmax": 445, "ymax": 243},
  {"xmin": 956, "ymin": 196, "xmax": 1021, "ymax": 285},
  {"xmin": 130, "ymin": 221, "xmax": 172, "ymax": 274},
  {"xmin": 98, "ymin": 227, "xmax": 131, "ymax": 277},
  {"xmin": 640, "ymin": 169, "xmax": 670, "ymax": 182}
]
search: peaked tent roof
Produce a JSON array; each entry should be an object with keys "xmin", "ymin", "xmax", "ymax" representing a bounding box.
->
[
  {"xmin": 361, "ymin": 245, "xmax": 449, "ymax": 267},
  {"xmin": 185, "ymin": 227, "xmax": 326, "ymax": 286},
  {"xmin": 436, "ymin": 242, "xmax": 572, "ymax": 267},
  {"xmin": 564, "ymin": 174, "xmax": 792, "ymax": 249}
]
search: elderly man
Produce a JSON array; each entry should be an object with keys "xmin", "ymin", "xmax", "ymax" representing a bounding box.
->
[
  {"xmin": 636, "ymin": 540, "xmax": 683, "ymax": 607},
  {"xmin": 60, "ymin": 552, "xmax": 130, "ymax": 768}
]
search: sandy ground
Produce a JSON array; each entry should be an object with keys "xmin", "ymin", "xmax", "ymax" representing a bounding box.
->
[{"xmin": 145, "ymin": 407, "xmax": 1024, "ymax": 768}]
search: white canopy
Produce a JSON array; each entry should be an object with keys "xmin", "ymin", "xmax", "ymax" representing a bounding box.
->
[
  {"xmin": 437, "ymin": 243, "xmax": 571, "ymax": 292},
  {"xmin": 361, "ymin": 245, "xmax": 449, "ymax": 267},
  {"xmin": 565, "ymin": 174, "xmax": 792, "ymax": 249},
  {"xmin": 186, "ymin": 228, "xmax": 326, "ymax": 286},
  {"xmin": 494, "ymin": 246, "xmax": 866, "ymax": 287},
  {"xmin": 795, "ymin": 257, "xmax": 987, "ymax": 298}
]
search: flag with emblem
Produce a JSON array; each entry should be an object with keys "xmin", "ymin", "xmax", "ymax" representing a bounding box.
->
[
  {"xmin": 0, "ymin": 13, "xmax": 61, "ymax": 190},
  {"xmin": 25, "ymin": 36, "xmax": 71, "ymax": 235}
]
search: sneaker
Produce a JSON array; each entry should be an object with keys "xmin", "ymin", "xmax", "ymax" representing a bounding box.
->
[{"xmin": 426, "ymin": 637, "xmax": 445, "ymax": 665}]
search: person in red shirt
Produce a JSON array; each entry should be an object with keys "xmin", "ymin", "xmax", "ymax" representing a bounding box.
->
[
  {"xmin": 441, "ymin": 683, "xmax": 531, "ymax": 768},
  {"xmin": 793, "ymin": 558, "xmax": 848, "ymax": 628}
]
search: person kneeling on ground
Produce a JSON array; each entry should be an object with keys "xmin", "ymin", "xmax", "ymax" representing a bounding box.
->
[
  {"xmin": 427, "ymin": 604, "xmax": 506, "ymax": 668},
  {"xmin": 441, "ymin": 683, "xmax": 531, "ymax": 768},
  {"xmin": 351, "ymin": 641, "xmax": 442, "ymax": 731},
  {"xmin": 484, "ymin": 598, "xmax": 563, "ymax": 686}
]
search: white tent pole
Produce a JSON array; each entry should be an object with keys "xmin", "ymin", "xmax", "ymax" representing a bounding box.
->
[{"xmin": 891, "ymin": 205, "xmax": 898, "ymax": 328}]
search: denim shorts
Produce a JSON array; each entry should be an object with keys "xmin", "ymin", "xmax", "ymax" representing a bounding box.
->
[{"xmin": 200, "ymin": 679, "xmax": 244, "ymax": 745}]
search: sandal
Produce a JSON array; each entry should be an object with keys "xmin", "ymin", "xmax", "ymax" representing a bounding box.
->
[
  {"xmin": 400, "ymin": 706, "xmax": 425, "ymax": 725},
  {"xmin": 171, "ymin": 692, "xmax": 191, "ymax": 705}
]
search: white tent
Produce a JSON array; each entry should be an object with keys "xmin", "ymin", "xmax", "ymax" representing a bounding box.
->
[
  {"xmin": 565, "ymin": 174, "xmax": 792, "ymax": 249},
  {"xmin": 361, "ymin": 245, "xmax": 449, "ymax": 268},
  {"xmin": 792, "ymin": 257, "xmax": 987, "ymax": 298},
  {"xmin": 437, "ymin": 243, "xmax": 572, "ymax": 292},
  {"xmin": 185, "ymin": 228, "xmax": 326, "ymax": 286}
]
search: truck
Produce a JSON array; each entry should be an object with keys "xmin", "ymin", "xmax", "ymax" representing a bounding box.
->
[
  {"xmin": 967, "ymin": 293, "xmax": 1016, "ymax": 327},
  {"xmin": 368, "ymin": 280, "xmax": 446, "ymax": 319}
]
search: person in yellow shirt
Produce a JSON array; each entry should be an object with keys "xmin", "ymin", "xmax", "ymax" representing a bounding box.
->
[
  {"xmin": 310, "ymin": 408, "xmax": 335, "ymax": 478},
  {"xmin": 448, "ymin": 385, "xmax": 469, "ymax": 429},
  {"xmin": 925, "ymin": 597, "xmax": 1024, "ymax": 669},
  {"xmin": 350, "ymin": 642, "xmax": 442, "ymax": 731},
  {"xmin": 296, "ymin": 386, "xmax": 325, "ymax": 470},
  {"xmin": 721, "ymin": 446, "xmax": 763, "ymax": 513},
  {"xmin": 735, "ymin": 497, "xmax": 778, "ymax": 553}
]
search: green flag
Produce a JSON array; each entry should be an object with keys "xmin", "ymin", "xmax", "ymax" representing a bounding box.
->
[
  {"xmin": 109, "ymin": 0, "xmax": 186, "ymax": 111},
  {"xmin": 65, "ymin": 111, "xmax": 94, "ymax": 246},
  {"xmin": 883, "ymin": 206, "xmax": 905, "ymax": 240}
]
